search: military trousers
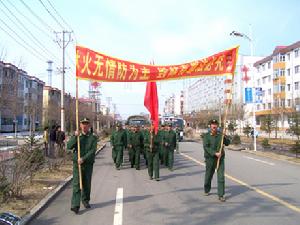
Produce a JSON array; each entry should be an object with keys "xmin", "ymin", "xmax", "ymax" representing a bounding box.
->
[
  {"xmin": 159, "ymin": 146, "xmax": 164, "ymax": 165},
  {"xmin": 204, "ymin": 156, "xmax": 225, "ymax": 197},
  {"xmin": 71, "ymin": 162, "xmax": 94, "ymax": 208},
  {"xmin": 146, "ymin": 150, "xmax": 160, "ymax": 179},
  {"xmin": 134, "ymin": 146, "xmax": 141, "ymax": 169},
  {"xmin": 113, "ymin": 146, "xmax": 123, "ymax": 168},
  {"xmin": 167, "ymin": 147, "xmax": 174, "ymax": 170},
  {"xmin": 112, "ymin": 147, "xmax": 116, "ymax": 163},
  {"xmin": 163, "ymin": 146, "xmax": 169, "ymax": 167}
]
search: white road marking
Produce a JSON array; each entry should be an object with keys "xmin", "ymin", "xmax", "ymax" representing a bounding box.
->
[
  {"xmin": 113, "ymin": 188, "xmax": 123, "ymax": 225},
  {"xmin": 244, "ymin": 156, "xmax": 275, "ymax": 166}
]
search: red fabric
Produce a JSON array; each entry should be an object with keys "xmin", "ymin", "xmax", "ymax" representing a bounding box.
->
[{"xmin": 144, "ymin": 82, "xmax": 159, "ymax": 134}]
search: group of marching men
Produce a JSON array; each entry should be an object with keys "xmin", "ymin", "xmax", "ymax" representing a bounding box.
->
[{"xmin": 110, "ymin": 123, "xmax": 179, "ymax": 181}]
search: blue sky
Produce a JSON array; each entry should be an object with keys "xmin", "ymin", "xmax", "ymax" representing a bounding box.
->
[{"xmin": 1, "ymin": 0, "xmax": 300, "ymax": 119}]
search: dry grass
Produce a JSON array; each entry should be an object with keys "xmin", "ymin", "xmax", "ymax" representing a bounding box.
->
[
  {"xmin": 241, "ymin": 136, "xmax": 296, "ymax": 145},
  {"xmin": 0, "ymin": 161, "xmax": 72, "ymax": 217}
]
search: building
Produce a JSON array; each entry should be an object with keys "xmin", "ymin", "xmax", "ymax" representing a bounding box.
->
[
  {"xmin": 163, "ymin": 91, "xmax": 185, "ymax": 116},
  {"xmin": 0, "ymin": 61, "xmax": 44, "ymax": 132},
  {"xmin": 253, "ymin": 41, "xmax": 300, "ymax": 130},
  {"xmin": 184, "ymin": 76, "xmax": 226, "ymax": 114}
]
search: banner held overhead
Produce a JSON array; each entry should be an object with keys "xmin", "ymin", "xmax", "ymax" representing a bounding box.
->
[{"xmin": 76, "ymin": 46, "xmax": 239, "ymax": 82}]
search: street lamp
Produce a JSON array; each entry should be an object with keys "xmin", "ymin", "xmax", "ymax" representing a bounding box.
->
[{"xmin": 230, "ymin": 27, "xmax": 257, "ymax": 151}]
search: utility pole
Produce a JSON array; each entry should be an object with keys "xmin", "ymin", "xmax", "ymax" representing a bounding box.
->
[{"xmin": 55, "ymin": 31, "xmax": 72, "ymax": 132}]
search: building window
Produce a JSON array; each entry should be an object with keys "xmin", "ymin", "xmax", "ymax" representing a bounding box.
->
[
  {"xmin": 268, "ymin": 75, "xmax": 271, "ymax": 82},
  {"xmin": 287, "ymin": 53, "xmax": 290, "ymax": 61},
  {"xmin": 274, "ymin": 69, "xmax": 279, "ymax": 78},
  {"xmin": 287, "ymin": 84, "xmax": 291, "ymax": 91},
  {"xmin": 257, "ymin": 79, "xmax": 260, "ymax": 86},
  {"xmin": 263, "ymin": 103, "xmax": 265, "ymax": 109},
  {"xmin": 268, "ymin": 62, "xmax": 271, "ymax": 69},
  {"xmin": 262, "ymin": 64, "xmax": 265, "ymax": 71},
  {"xmin": 287, "ymin": 99, "xmax": 291, "ymax": 107},
  {"xmin": 279, "ymin": 54, "xmax": 285, "ymax": 62},
  {"xmin": 268, "ymin": 103, "xmax": 271, "ymax": 109},
  {"xmin": 263, "ymin": 76, "xmax": 267, "ymax": 84},
  {"xmin": 257, "ymin": 105, "xmax": 260, "ymax": 110},
  {"xmin": 268, "ymin": 88, "xmax": 271, "ymax": 95},
  {"xmin": 280, "ymin": 69, "xmax": 285, "ymax": 76},
  {"xmin": 295, "ymin": 82, "xmax": 299, "ymax": 90},
  {"xmin": 295, "ymin": 65, "xmax": 300, "ymax": 74},
  {"xmin": 287, "ymin": 68, "xmax": 291, "ymax": 76},
  {"xmin": 295, "ymin": 49, "xmax": 299, "ymax": 58},
  {"xmin": 262, "ymin": 90, "xmax": 266, "ymax": 97}
]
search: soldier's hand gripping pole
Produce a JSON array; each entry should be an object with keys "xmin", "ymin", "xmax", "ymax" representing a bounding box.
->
[{"xmin": 76, "ymin": 78, "xmax": 83, "ymax": 190}]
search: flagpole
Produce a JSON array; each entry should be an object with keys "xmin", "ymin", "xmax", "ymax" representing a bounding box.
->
[
  {"xmin": 76, "ymin": 78, "xmax": 83, "ymax": 190},
  {"xmin": 216, "ymin": 74, "xmax": 234, "ymax": 171}
]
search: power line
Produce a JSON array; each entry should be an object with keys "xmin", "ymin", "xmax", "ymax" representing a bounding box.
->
[
  {"xmin": 19, "ymin": 0, "xmax": 55, "ymax": 32},
  {"xmin": 0, "ymin": 23, "xmax": 45, "ymax": 61},
  {"xmin": 38, "ymin": 0, "xmax": 65, "ymax": 30},
  {"xmin": 6, "ymin": 0, "xmax": 53, "ymax": 40},
  {"xmin": 0, "ymin": 0, "xmax": 59, "ymax": 61},
  {"xmin": 46, "ymin": 0, "xmax": 73, "ymax": 31},
  {"xmin": 0, "ymin": 17, "xmax": 48, "ymax": 61}
]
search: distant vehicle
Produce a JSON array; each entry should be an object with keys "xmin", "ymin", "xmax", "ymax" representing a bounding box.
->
[
  {"xmin": 0, "ymin": 212, "xmax": 21, "ymax": 225},
  {"xmin": 161, "ymin": 115, "xmax": 185, "ymax": 141},
  {"xmin": 126, "ymin": 115, "xmax": 150, "ymax": 126}
]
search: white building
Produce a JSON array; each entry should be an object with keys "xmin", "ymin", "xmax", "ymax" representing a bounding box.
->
[
  {"xmin": 163, "ymin": 91, "xmax": 184, "ymax": 116},
  {"xmin": 184, "ymin": 76, "xmax": 226, "ymax": 114},
  {"xmin": 253, "ymin": 41, "xmax": 300, "ymax": 130}
]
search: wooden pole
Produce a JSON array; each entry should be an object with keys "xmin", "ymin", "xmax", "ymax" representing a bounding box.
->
[
  {"xmin": 76, "ymin": 78, "xmax": 83, "ymax": 190},
  {"xmin": 216, "ymin": 103, "xmax": 230, "ymax": 171},
  {"xmin": 216, "ymin": 74, "xmax": 234, "ymax": 171}
]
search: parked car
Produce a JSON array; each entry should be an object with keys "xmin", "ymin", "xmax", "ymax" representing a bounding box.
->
[{"xmin": 0, "ymin": 212, "xmax": 21, "ymax": 225}]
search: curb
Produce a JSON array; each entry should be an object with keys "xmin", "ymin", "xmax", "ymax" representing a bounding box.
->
[
  {"xmin": 20, "ymin": 143, "xmax": 107, "ymax": 225},
  {"xmin": 242, "ymin": 149, "xmax": 300, "ymax": 166}
]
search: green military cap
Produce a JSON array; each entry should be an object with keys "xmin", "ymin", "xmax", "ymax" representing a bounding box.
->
[
  {"xmin": 80, "ymin": 117, "xmax": 90, "ymax": 124},
  {"xmin": 209, "ymin": 119, "xmax": 219, "ymax": 125}
]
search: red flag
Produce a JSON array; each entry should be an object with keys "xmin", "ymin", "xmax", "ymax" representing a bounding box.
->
[{"xmin": 144, "ymin": 82, "xmax": 159, "ymax": 134}]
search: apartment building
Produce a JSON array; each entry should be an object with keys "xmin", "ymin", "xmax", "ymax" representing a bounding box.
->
[
  {"xmin": 0, "ymin": 61, "xmax": 44, "ymax": 132},
  {"xmin": 254, "ymin": 41, "xmax": 300, "ymax": 129}
]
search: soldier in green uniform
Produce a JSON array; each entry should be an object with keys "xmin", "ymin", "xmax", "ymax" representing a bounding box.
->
[
  {"xmin": 175, "ymin": 125, "xmax": 180, "ymax": 154},
  {"xmin": 128, "ymin": 125, "xmax": 143, "ymax": 170},
  {"xmin": 139, "ymin": 125, "xmax": 148, "ymax": 167},
  {"xmin": 67, "ymin": 118, "xmax": 98, "ymax": 214},
  {"xmin": 110, "ymin": 123, "xmax": 126, "ymax": 170},
  {"xmin": 144, "ymin": 125, "xmax": 161, "ymax": 181},
  {"xmin": 158, "ymin": 125, "xmax": 165, "ymax": 165},
  {"xmin": 163, "ymin": 123, "xmax": 177, "ymax": 171},
  {"xmin": 202, "ymin": 119, "xmax": 230, "ymax": 202}
]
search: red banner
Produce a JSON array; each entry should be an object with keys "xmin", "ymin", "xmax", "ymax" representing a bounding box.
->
[{"xmin": 76, "ymin": 46, "xmax": 239, "ymax": 82}]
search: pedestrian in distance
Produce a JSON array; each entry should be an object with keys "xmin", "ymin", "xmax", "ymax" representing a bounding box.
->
[
  {"xmin": 49, "ymin": 125, "xmax": 57, "ymax": 158},
  {"xmin": 202, "ymin": 119, "xmax": 230, "ymax": 202},
  {"xmin": 56, "ymin": 125, "xmax": 66, "ymax": 157},
  {"xmin": 67, "ymin": 118, "xmax": 98, "ymax": 214},
  {"xmin": 43, "ymin": 126, "xmax": 49, "ymax": 157}
]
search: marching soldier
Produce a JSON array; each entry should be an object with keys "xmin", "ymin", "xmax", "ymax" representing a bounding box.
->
[
  {"xmin": 110, "ymin": 123, "xmax": 126, "ymax": 170},
  {"xmin": 67, "ymin": 118, "xmax": 98, "ymax": 214},
  {"xmin": 140, "ymin": 125, "xmax": 148, "ymax": 167},
  {"xmin": 175, "ymin": 125, "xmax": 180, "ymax": 154},
  {"xmin": 202, "ymin": 119, "xmax": 230, "ymax": 202},
  {"xmin": 144, "ymin": 125, "xmax": 161, "ymax": 181},
  {"xmin": 128, "ymin": 125, "xmax": 143, "ymax": 170},
  {"xmin": 158, "ymin": 124, "xmax": 166, "ymax": 165},
  {"xmin": 163, "ymin": 123, "xmax": 177, "ymax": 171}
]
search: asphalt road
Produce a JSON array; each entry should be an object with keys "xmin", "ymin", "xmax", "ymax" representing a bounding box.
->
[{"xmin": 28, "ymin": 141, "xmax": 300, "ymax": 225}]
